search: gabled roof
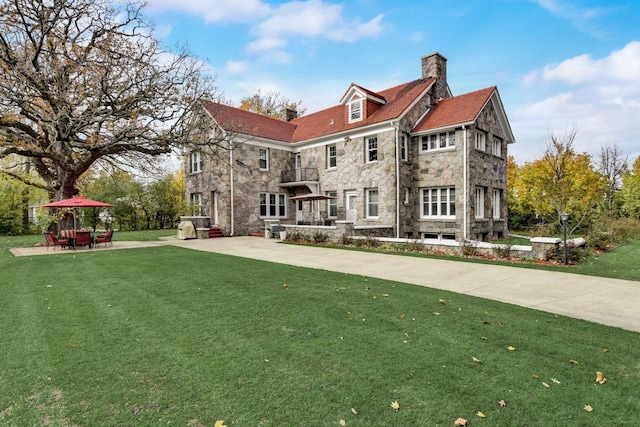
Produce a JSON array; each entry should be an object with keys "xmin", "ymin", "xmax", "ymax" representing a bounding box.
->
[
  {"xmin": 339, "ymin": 83, "xmax": 387, "ymax": 105},
  {"xmin": 412, "ymin": 86, "xmax": 497, "ymax": 133},
  {"xmin": 200, "ymin": 78, "xmax": 435, "ymax": 144},
  {"xmin": 200, "ymin": 99, "xmax": 296, "ymax": 142},
  {"xmin": 290, "ymin": 78, "xmax": 434, "ymax": 142}
]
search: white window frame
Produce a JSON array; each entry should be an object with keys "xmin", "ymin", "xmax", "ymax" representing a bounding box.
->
[
  {"xmin": 420, "ymin": 130, "xmax": 456, "ymax": 152},
  {"xmin": 492, "ymin": 137, "xmax": 502, "ymax": 157},
  {"xmin": 189, "ymin": 151, "xmax": 202, "ymax": 174},
  {"xmin": 475, "ymin": 131, "xmax": 486, "ymax": 151},
  {"xmin": 190, "ymin": 193, "xmax": 203, "ymax": 216},
  {"xmin": 366, "ymin": 136, "xmax": 378, "ymax": 163},
  {"xmin": 349, "ymin": 99, "xmax": 363, "ymax": 123},
  {"xmin": 327, "ymin": 191, "xmax": 337, "ymax": 218},
  {"xmin": 259, "ymin": 192, "xmax": 286, "ymax": 218},
  {"xmin": 421, "ymin": 188, "xmax": 456, "ymax": 218},
  {"xmin": 366, "ymin": 188, "xmax": 379, "ymax": 218},
  {"xmin": 492, "ymin": 189, "xmax": 501, "ymax": 219},
  {"xmin": 259, "ymin": 148, "xmax": 269, "ymax": 171},
  {"xmin": 327, "ymin": 144, "xmax": 337, "ymax": 169},
  {"xmin": 475, "ymin": 187, "xmax": 485, "ymax": 219},
  {"xmin": 403, "ymin": 188, "xmax": 410, "ymax": 204},
  {"xmin": 400, "ymin": 135, "xmax": 408, "ymax": 161}
]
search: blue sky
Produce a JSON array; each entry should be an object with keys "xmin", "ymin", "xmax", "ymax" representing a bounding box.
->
[{"xmin": 144, "ymin": 0, "xmax": 640, "ymax": 164}]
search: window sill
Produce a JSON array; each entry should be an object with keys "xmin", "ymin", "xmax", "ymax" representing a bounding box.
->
[
  {"xmin": 419, "ymin": 217, "xmax": 456, "ymax": 221},
  {"xmin": 420, "ymin": 147, "xmax": 456, "ymax": 154}
]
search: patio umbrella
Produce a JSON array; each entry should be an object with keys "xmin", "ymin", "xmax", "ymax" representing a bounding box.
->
[{"xmin": 42, "ymin": 196, "xmax": 114, "ymax": 230}]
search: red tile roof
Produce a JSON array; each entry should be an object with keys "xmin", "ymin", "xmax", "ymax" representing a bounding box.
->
[
  {"xmin": 200, "ymin": 100, "xmax": 296, "ymax": 142},
  {"xmin": 200, "ymin": 78, "xmax": 435, "ymax": 143},
  {"xmin": 413, "ymin": 86, "xmax": 496, "ymax": 132}
]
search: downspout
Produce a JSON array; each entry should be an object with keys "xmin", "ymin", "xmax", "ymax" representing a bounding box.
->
[
  {"xmin": 229, "ymin": 145, "xmax": 235, "ymax": 236},
  {"xmin": 392, "ymin": 121, "xmax": 401, "ymax": 239},
  {"xmin": 462, "ymin": 125, "xmax": 468, "ymax": 240}
]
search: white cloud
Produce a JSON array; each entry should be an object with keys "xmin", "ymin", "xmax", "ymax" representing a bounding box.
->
[
  {"xmin": 224, "ymin": 60, "xmax": 249, "ymax": 75},
  {"xmin": 247, "ymin": 37, "xmax": 288, "ymax": 53},
  {"xmin": 512, "ymin": 42, "xmax": 640, "ymax": 163},
  {"xmin": 530, "ymin": 0, "xmax": 608, "ymax": 35},
  {"xmin": 145, "ymin": 0, "xmax": 270, "ymax": 23},
  {"xmin": 252, "ymin": 0, "xmax": 384, "ymax": 48}
]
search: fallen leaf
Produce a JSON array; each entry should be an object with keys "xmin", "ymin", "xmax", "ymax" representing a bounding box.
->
[
  {"xmin": 476, "ymin": 411, "xmax": 486, "ymax": 418},
  {"xmin": 603, "ymin": 348, "xmax": 610, "ymax": 353},
  {"xmin": 498, "ymin": 322, "xmax": 505, "ymax": 327},
  {"xmin": 532, "ymin": 374, "xmax": 539, "ymax": 379},
  {"xmin": 481, "ymin": 336, "xmax": 487, "ymax": 340},
  {"xmin": 390, "ymin": 400, "xmax": 400, "ymax": 410},
  {"xmin": 383, "ymin": 294, "xmax": 389, "ymax": 297},
  {"xmin": 399, "ymin": 313, "xmax": 405, "ymax": 319},
  {"xmin": 351, "ymin": 408, "xmax": 357, "ymax": 415},
  {"xmin": 584, "ymin": 404, "xmax": 593, "ymax": 412},
  {"xmin": 439, "ymin": 299, "xmax": 447, "ymax": 305},
  {"xmin": 340, "ymin": 420, "xmax": 346, "ymax": 426},
  {"xmin": 507, "ymin": 346, "xmax": 516, "ymax": 351},
  {"xmin": 554, "ymin": 314, "xmax": 559, "ymax": 319},
  {"xmin": 551, "ymin": 378, "xmax": 561, "ymax": 384},
  {"xmin": 214, "ymin": 421, "xmax": 227, "ymax": 427},
  {"xmin": 472, "ymin": 356, "xmax": 481, "ymax": 363},
  {"xmin": 569, "ymin": 359, "xmax": 579, "ymax": 364},
  {"xmin": 283, "ymin": 284, "xmax": 289, "ymax": 290},
  {"xmin": 372, "ymin": 295, "xmax": 377, "ymax": 299},
  {"xmin": 433, "ymin": 312, "xmax": 440, "ymax": 316},
  {"xmin": 454, "ymin": 418, "xmax": 468, "ymax": 426},
  {"xmin": 542, "ymin": 382, "xmax": 550, "ymax": 388},
  {"xmin": 497, "ymin": 400, "xmax": 507, "ymax": 407},
  {"xmin": 595, "ymin": 371, "xmax": 607, "ymax": 384},
  {"xmin": 483, "ymin": 321, "xmax": 491, "ymax": 325}
]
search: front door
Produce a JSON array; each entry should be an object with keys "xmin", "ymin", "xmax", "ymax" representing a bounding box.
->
[
  {"xmin": 346, "ymin": 191, "xmax": 357, "ymax": 223},
  {"xmin": 211, "ymin": 191, "xmax": 219, "ymax": 225},
  {"xmin": 296, "ymin": 200, "xmax": 304, "ymax": 224}
]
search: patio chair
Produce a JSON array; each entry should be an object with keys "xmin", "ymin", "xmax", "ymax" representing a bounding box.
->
[
  {"xmin": 94, "ymin": 230, "xmax": 113, "ymax": 247},
  {"xmin": 74, "ymin": 231, "xmax": 92, "ymax": 249},
  {"xmin": 45, "ymin": 232, "xmax": 69, "ymax": 250}
]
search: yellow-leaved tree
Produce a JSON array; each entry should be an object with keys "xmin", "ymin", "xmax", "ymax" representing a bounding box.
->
[{"xmin": 516, "ymin": 130, "xmax": 604, "ymax": 232}]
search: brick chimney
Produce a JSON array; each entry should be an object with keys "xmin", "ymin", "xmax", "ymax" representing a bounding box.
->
[
  {"xmin": 284, "ymin": 107, "xmax": 298, "ymax": 122},
  {"xmin": 421, "ymin": 52, "xmax": 448, "ymax": 103}
]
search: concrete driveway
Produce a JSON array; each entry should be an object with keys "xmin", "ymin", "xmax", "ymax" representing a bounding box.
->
[{"xmin": 11, "ymin": 236, "xmax": 640, "ymax": 334}]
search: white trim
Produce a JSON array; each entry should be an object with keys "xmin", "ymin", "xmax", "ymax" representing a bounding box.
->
[
  {"xmin": 366, "ymin": 188, "xmax": 379, "ymax": 219},
  {"xmin": 348, "ymin": 99, "xmax": 363, "ymax": 123}
]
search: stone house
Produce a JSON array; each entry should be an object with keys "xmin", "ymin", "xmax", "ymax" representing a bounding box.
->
[{"xmin": 184, "ymin": 52, "xmax": 515, "ymax": 241}]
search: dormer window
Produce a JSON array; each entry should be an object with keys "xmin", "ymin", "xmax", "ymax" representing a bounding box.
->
[{"xmin": 349, "ymin": 99, "xmax": 362, "ymax": 123}]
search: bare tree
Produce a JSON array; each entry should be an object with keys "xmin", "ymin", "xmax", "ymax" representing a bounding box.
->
[
  {"xmin": 597, "ymin": 143, "xmax": 628, "ymax": 215},
  {"xmin": 239, "ymin": 90, "xmax": 306, "ymax": 120},
  {"xmin": 0, "ymin": 0, "xmax": 217, "ymax": 201}
]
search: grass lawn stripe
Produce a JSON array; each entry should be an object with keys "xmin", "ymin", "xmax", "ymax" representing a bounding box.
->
[{"xmin": 1, "ymin": 244, "xmax": 640, "ymax": 426}]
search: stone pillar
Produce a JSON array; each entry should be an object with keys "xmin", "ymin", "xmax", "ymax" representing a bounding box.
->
[{"xmin": 530, "ymin": 237, "xmax": 561, "ymax": 260}]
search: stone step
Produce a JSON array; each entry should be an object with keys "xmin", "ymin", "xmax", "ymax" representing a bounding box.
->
[{"xmin": 208, "ymin": 228, "xmax": 224, "ymax": 238}]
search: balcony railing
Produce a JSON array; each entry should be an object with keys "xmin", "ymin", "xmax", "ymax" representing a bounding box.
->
[{"xmin": 280, "ymin": 168, "xmax": 319, "ymax": 183}]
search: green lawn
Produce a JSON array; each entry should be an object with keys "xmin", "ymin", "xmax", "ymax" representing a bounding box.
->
[{"xmin": 1, "ymin": 245, "xmax": 639, "ymax": 426}]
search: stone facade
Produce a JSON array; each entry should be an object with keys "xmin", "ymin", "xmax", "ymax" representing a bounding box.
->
[{"xmin": 184, "ymin": 53, "xmax": 514, "ymax": 242}]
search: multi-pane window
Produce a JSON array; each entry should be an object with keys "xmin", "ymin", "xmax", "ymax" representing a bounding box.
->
[
  {"xmin": 327, "ymin": 144, "xmax": 337, "ymax": 168},
  {"xmin": 366, "ymin": 137, "xmax": 378, "ymax": 162},
  {"xmin": 259, "ymin": 148, "xmax": 269, "ymax": 170},
  {"xmin": 349, "ymin": 100, "xmax": 362, "ymax": 122},
  {"xmin": 475, "ymin": 131, "xmax": 486, "ymax": 151},
  {"xmin": 190, "ymin": 193, "xmax": 202, "ymax": 216},
  {"xmin": 400, "ymin": 135, "xmax": 408, "ymax": 161},
  {"xmin": 421, "ymin": 131, "xmax": 456, "ymax": 151},
  {"xmin": 366, "ymin": 188, "xmax": 379, "ymax": 218},
  {"xmin": 259, "ymin": 193, "xmax": 286, "ymax": 218},
  {"xmin": 492, "ymin": 137, "xmax": 502, "ymax": 157},
  {"xmin": 189, "ymin": 151, "xmax": 202, "ymax": 173},
  {"xmin": 492, "ymin": 189, "xmax": 501, "ymax": 219},
  {"xmin": 421, "ymin": 188, "xmax": 455, "ymax": 217},
  {"xmin": 475, "ymin": 187, "xmax": 485, "ymax": 218},
  {"xmin": 327, "ymin": 191, "xmax": 337, "ymax": 218}
]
